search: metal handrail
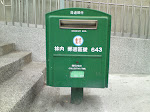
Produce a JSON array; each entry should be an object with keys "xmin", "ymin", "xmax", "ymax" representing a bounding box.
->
[
  {"xmin": 72, "ymin": 0, "xmax": 150, "ymax": 8},
  {"xmin": 0, "ymin": 0, "xmax": 149, "ymax": 39},
  {"xmin": 0, "ymin": 0, "xmax": 11, "ymax": 6}
]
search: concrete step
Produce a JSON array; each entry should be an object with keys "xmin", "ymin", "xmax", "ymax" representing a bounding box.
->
[
  {"xmin": 0, "ymin": 43, "xmax": 15, "ymax": 56},
  {"xmin": 0, "ymin": 51, "xmax": 31, "ymax": 84},
  {"xmin": 0, "ymin": 62, "xmax": 46, "ymax": 112}
]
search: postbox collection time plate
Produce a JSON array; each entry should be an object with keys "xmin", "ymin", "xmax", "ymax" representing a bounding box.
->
[{"xmin": 70, "ymin": 71, "xmax": 84, "ymax": 78}]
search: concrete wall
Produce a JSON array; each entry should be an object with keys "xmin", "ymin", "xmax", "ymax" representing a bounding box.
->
[
  {"xmin": 0, "ymin": 22, "xmax": 46, "ymax": 61},
  {"xmin": 0, "ymin": 22, "xmax": 150, "ymax": 74},
  {"xmin": 110, "ymin": 36, "xmax": 150, "ymax": 74}
]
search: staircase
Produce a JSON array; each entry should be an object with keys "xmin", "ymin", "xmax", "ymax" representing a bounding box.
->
[{"xmin": 0, "ymin": 42, "xmax": 46, "ymax": 112}]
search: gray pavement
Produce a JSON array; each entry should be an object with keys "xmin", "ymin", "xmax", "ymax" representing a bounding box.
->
[{"xmin": 29, "ymin": 74, "xmax": 150, "ymax": 112}]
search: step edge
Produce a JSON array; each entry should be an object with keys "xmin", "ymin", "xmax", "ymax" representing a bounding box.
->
[
  {"xmin": 0, "ymin": 43, "xmax": 15, "ymax": 56},
  {"xmin": 0, "ymin": 62, "xmax": 46, "ymax": 112},
  {"xmin": 0, "ymin": 52, "xmax": 32, "ymax": 84}
]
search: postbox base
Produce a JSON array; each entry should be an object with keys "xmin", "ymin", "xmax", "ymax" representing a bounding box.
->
[{"xmin": 71, "ymin": 88, "xmax": 83, "ymax": 104}]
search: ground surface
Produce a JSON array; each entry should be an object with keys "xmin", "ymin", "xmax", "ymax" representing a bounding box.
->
[{"xmin": 29, "ymin": 74, "xmax": 150, "ymax": 112}]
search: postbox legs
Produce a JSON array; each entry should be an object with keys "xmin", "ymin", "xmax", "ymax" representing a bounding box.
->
[{"xmin": 71, "ymin": 88, "xmax": 83, "ymax": 104}]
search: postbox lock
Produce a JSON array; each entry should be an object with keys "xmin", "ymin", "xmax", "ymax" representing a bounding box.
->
[{"xmin": 76, "ymin": 61, "xmax": 79, "ymax": 64}]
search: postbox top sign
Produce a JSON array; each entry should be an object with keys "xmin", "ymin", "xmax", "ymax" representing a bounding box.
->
[{"xmin": 46, "ymin": 8, "xmax": 111, "ymax": 88}]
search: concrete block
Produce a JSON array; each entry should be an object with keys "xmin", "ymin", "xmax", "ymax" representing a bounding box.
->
[
  {"xmin": 0, "ymin": 43, "xmax": 15, "ymax": 56},
  {"xmin": 0, "ymin": 51, "xmax": 32, "ymax": 84},
  {"xmin": 0, "ymin": 62, "xmax": 46, "ymax": 112},
  {"xmin": 109, "ymin": 36, "xmax": 150, "ymax": 74}
]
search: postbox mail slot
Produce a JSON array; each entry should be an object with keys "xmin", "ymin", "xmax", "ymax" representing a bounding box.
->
[{"xmin": 59, "ymin": 19, "xmax": 97, "ymax": 29}]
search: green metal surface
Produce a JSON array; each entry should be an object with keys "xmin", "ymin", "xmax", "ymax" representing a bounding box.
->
[
  {"xmin": 46, "ymin": 8, "xmax": 111, "ymax": 88},
  {"xmin": 71, "ymin": 88, "xmax": 83, "ymax": 104}
]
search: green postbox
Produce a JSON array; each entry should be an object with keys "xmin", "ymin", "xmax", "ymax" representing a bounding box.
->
[{"xmin": 46, "ymin": 8, "xmax": 111, "ymax": 103}]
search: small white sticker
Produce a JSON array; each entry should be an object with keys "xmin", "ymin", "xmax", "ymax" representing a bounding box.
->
[
  {"xmin": 70, "ymin": 11, "xmax": 84, "ymax": 15},
  {"xmin": 71, "ymin": 30, "xmax": 81, "ymax": 32},
  {"xmin": 73, "ymin": 35, "xmax": 84, "ymax": 46},
  {"xmin": 54, "ymin": 46, "xmax": 64, "ymax": 52},
  {"xmin": 72, "ymin": 64, "xmax": 82, "ymax": 67},
  {"xmin": 68, "ymin": 46, "xmax": 72, "ymax": 52},
  {"xmin": 81, "ymin": 11, "xmax": 84, "ymax": 14},
  {"xmin": 60, "ymin": 46, "xmax": 64, "ymax": 51},
  {"xmin": 91, "ymin": 47, "xmax": 103, "ymax": 52},
  {"xmin": 82, "ymin": 30, "xmax": 87, "ymax": 32},
  {"xmin": 99, "ymin": 47, "xmax": 102, "ymax": 52},
  {"xmin": 91, "ymin": 47, "xmax": 95, "ymax": 52},
  {"xmin": 73, "ymin": 47, "xmax": 78, "ymax": 52},
  {"xmin": 70, "ymin": 11, "xmax": 74, "ymax": 14},
  {"xmin": 54, "ymin": 46, "xmax": 60, "ymax": 51},
  {"xmin": 78, "ymin": 47, "xmax": 83, "ymax": 52},
  {"xmin": 67, "ymin": 46, "xmax": 89, "ymax": 52},
  {"xmin": 83, "ymin": 47, "xmax": 88, "ymax": 52}
]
